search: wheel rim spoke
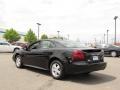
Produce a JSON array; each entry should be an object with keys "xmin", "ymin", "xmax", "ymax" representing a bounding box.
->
[
  {"xmin": 111, "ymin": 52, "xmax": 116, "ymax": 57},
  {"xmin": 52, "ymin": 63, "xmax": 61, "ymax": 77},
  {"xmin": 16, "ymin": 57, "xmax": 21, "ymax": 67}
]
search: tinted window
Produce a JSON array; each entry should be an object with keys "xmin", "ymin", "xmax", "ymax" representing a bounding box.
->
[
  {"xmin": 95, "ymin": 44, "xmax": 107, "ymax": 48},
  {"xmin": 108, "ymin": 45, "xmax": 120, "ymax": 48},
  {"xmin": 29, "ymin": 42, "xmax": 40, "ymax": 50},
  {"xmin": 57, "ymin": 40, "xmax": 88, "ymax": 48},
  {"xmin": 40, "ymin": 41, "xmax": 55, "ymax": 49}
]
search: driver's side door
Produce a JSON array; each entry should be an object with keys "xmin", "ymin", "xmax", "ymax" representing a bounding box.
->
[
  {"xmin": 23, "ymin": 42, "xmax": 42, "ymax": 66},
  {"xmin": 22, "ymin": 41, "xmax": 54, "ymax": 69},
  {"xmin": 22, "ymin": 41, "xmax": 52, "ymax": 69}
]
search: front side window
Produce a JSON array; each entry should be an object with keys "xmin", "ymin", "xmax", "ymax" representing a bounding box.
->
[
  {"xmin": 28, "ymin": 41, "xmax": 55, "ymax": 50},
  {"xmin": 29, "ymin": 42, "xmax": 40, "ymax": 50}
]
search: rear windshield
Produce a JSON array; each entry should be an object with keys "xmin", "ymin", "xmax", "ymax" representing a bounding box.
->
[
  {"xmin": 57, "ymin": 40, "xmax": 88, "ymax": 48},
  {"xmin": 108, "ymin": 45, "xmax": 120, "ymax": 48}
]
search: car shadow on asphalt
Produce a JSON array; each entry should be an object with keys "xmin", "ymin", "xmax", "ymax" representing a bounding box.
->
[
  {"xmin": 23, "ymin": 67, "xmax": 116, "ymax": 85},
  {"xmin": 63, "ymin": 72, "xmax": 116, "ymax": 85},
  {"xmin": 23, "ymin": 66, "xmax": 50, "ymax": 76}
]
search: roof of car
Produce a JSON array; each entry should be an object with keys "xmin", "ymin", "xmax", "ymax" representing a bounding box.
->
[
  {"xmin": 35, "ymin": 39, "xmax": 64, "ymax": 42},
  {"xmin": 28, "ymin": 39, "xmax": 67, "ymax": 45}
]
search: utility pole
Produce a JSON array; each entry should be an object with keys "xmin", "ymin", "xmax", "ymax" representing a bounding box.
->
[
  {"xmin": 57, "ymin": 31, "xmax": 60, "ymax": 39},
  {"xmin": 107, "ymin": 30, "xmax": 109, "ymax": 44},
  {"xmin": 114, "ymin": 16, "xmax": 118, "ymax": 45},
  {"xmin": 36, "ymin": 23, "xmax": 41, "ymax": 40},
  {"xmin": 104, "ymin": 34, "xmax": 106, "ymax": 44}
]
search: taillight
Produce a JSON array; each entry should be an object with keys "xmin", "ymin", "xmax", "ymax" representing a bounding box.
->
[{"xmin": 72, "ymin": 50, "xmax": 85, "ymax": 61}]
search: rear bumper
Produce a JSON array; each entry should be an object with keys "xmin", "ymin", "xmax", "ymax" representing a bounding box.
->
[{"xmin": 64, "ymin": 62, "xmax": 107, "ymax": 74}]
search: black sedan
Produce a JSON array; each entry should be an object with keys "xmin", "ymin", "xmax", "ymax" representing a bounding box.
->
[
  {"xmin": 95, "ymin": 44, "xmax": 120, "ymax": 57},
  {"xmin": 13, "ymin": 40, "xmax": 106, "ymax": 79}
]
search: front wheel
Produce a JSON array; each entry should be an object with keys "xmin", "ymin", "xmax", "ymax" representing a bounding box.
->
[
  {"xmin": 50, "ymin": 60, "xmax": 65, "ymax": 79},
  {"xmin": 111, "ymin": 51, "xmax": 117, "ymax": 57},
  {"xmin": 15, "ymin": 55, "xmax": 23, "ymax": 68}
]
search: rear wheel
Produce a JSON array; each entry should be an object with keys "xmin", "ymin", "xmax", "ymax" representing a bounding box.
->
[
  {"xmin": 15, "ymin": 55, "xmax": 23, "ymax": 68},
  {"xmin": 111, "ymin": 51, "xmax": 117, "ymax": 57},
  {"xmin": 50, "ymin": 60, "xmax": 65, "ymax": 79}
]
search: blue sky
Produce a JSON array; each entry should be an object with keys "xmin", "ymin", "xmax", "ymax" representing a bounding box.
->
[{"xmin": 0, "ymin": 0, "xmax": 120, "ymax": 43}]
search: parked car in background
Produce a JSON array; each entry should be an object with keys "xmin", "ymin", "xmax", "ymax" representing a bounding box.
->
[
  {"xmin": 95, "ymin": 44, "xmax": 120, "ymax": 57},
  {"xmin": 13, "ymin": 39, "xmax": 106, "ymax": 79},
  {"xmin": 0, "ymin": 41, "xmax": 22, "ymax": 53},
  {"xmin": 12, "ymin": 42, "xmax": 27, "ymax": 48}
]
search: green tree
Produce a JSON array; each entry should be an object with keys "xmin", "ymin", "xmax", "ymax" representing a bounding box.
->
[
  {"xmin": 24, "ymin": 29, "xmax": 37, "ymax": 43},
  {"xmin": 3, "ymin": 28, "xmax": 21, "ymax": 43},
  {"xmin": 41, "ymin": 34, "xmax": 48, "ymax": 39}
]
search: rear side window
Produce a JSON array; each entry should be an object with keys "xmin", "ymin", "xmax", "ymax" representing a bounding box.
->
[
  {"xmin": 40, "ymin": 41, "xmax": 55, "ymax": 49},
  {"xmin": 56, "ymin": 40, "xmax": 88, "ymax": 48}
]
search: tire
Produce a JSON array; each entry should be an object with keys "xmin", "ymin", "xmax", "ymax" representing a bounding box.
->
[
  {"xmin": 15, "ymin": 55, "xmax": 23, "ymax": 68},
  {"xmin": 50, "ymin": 60, "xmax": 65, "ymax": 79},
  {"xmin": 13, "ymin": 48, "xmax": 20, "ymax": 53},
  {"xmin": 111, "ymin": 51, "xmax": 117, "ymax": 57}
]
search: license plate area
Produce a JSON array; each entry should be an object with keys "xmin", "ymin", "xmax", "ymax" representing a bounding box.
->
[{"xmin": 93, "ymin": 56, "xmax": 99, "ymax": 61}]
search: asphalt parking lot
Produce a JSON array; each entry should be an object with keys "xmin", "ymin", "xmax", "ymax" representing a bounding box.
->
[{"xmin": 0, "ymin": 53, "xmax": 120, "ymax": 90}]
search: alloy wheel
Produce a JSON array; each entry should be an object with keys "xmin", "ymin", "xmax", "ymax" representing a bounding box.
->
[
  {"xmin": 51, "ymin": 63, "xmax": 61, "ymax": 78},
  {"xmin": 111, "ymin": 51, "xmax": 117, "ymax": 57},
  {"xmin": 15, "ymin": 56, "xmax": 22, "ymax": 68},
  {"xmin": 50, "ymin": 60, "xmax": 64, "ymax": 79}
]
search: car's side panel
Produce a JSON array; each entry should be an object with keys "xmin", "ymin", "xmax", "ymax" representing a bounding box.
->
[
  {"xmin": 104, "ymin": 47, "xmax": 120, "ymax": 56},
  {"xmin": 19, "ymin": 48, "xmax": 70, "ymax": 70}
]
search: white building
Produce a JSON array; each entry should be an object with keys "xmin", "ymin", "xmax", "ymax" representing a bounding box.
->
[{"xmin": 0, "ymin": 28, "xmax": 25, "ymax": 42}]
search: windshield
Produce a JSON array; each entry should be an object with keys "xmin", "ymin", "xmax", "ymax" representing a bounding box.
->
[{"xmin": 57, "ymin": 40, "xmax": 88, "ymax": 48}]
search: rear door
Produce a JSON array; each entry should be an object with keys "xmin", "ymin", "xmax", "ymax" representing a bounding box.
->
[{"xmin": 37, "ymin": 41, "xmax": 55, "ymax": 69}]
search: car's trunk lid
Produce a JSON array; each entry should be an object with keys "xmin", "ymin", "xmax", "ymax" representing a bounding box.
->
[{"xmin": 74, "ymin": 48, "xmax": 103, "ymax": 63}]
